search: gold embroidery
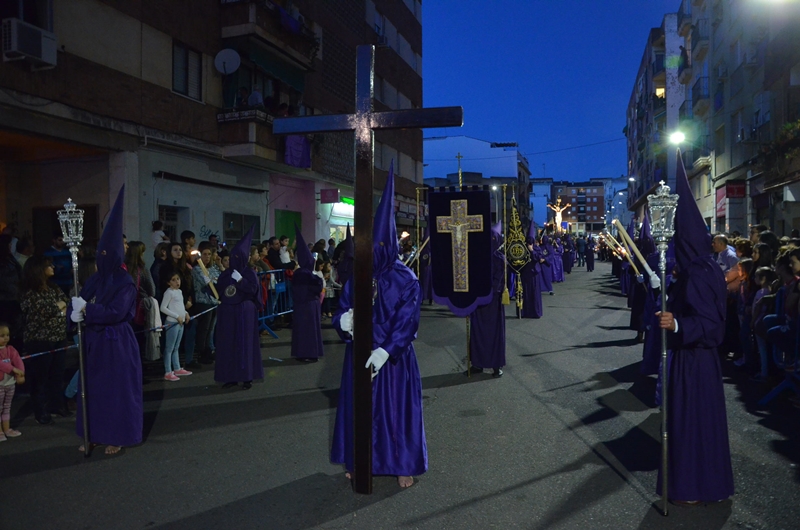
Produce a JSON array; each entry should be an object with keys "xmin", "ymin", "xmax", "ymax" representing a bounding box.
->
[{"xmin": 435, "ymin": 199, "xmax": 483, "ymax": 292}]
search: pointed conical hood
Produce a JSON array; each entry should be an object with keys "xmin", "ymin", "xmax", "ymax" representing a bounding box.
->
[
  {"xmin": 97, "ymin": 186, "xmax": 126, "ymax": 277},
  {"xmin": 640, "ymin": 211, "xmax": 656, "ymax": 256},
  {"xmin": 527, "ymin": 220, "xmax": 537, "ymax": 241},
  {"xmin": 627, "ymin": 215, "xmax": 636, "ymax": 242},
  {"xmin": 343, "ymin": 222, "xmax": 354, "ymax": 259},
  {"xmin": 373, "ymin": 160, "xmax": 398, "ymax": 274},
  {"xmin": 674, "ymin": 149, "xmax": 711, "ymax": 269},
  {"xmin": 294, "ymin": 223, "xmax": 315, "ymax": 270},
  {"xmin": 230, "ymin": 222, "xmax": 255, "ymax": 272}
]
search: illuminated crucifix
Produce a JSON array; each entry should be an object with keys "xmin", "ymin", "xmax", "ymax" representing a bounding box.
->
[
  {"xmin": 547, "ymin": 197, "xmax": 571, "ymax": 231},
  {"xmin": 272, "ymin": 45, "xmax": 462, "ymax": 495},
  {"xmin": 436, "ymin": 199, "xmax": 484, "ymax": 292}
]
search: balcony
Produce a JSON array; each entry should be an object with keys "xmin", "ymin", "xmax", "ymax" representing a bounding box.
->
[
  {"xmin": 652, "ymin": 53, "xmax": 666, "ymax": 82},
  {"xmin": 653, "ymin": 95, "xmax": 666, "ymax": 117},
  {"xmin": 216, "ymin": 108, "xmax": 274, "ymax": 125},
  {"xmin": 714, "ymin": 82, "xmax": 724, "ymax": 112},
  {"xmin": 692, "ymin": 76, "xmax": 710, "ymax": 116},
  {"xmin": 690, "ymin": 135, "xmax": 712, "ymax": 170},
  {"xmin": 692, "ymin": 19, "xmax": 709, "ymax": 62},
  {"xmin": 220, "ymin": 0, "xmax": 320, "ymax": 70},
  {"xmin": 678, "ymin": 2, "xmax": 693, "ymax": 36},
  {"xmin": 730, "ymin": 64, "xmax": 743, "ymax": 97}
]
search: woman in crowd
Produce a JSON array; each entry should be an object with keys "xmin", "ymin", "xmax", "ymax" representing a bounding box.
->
[
  {"xmin": 150, "ymin": 242, "xmax": 170, "ymax": 300},
  {"xmin": 159, "ymin": 242, "xmax": 198, "ymax": 368},
  {"xmin": 125, "ymin": 241, "xmax": 156, "ymax": 363},
  {"xmin": 0, "ymin": 234, "xmax": 23, "ymax": 349},
  {"xmin": 20, "ymin": 256, "xmax": 70, "ymax": 425}
]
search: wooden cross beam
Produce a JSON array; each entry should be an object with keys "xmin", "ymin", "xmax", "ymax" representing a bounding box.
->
[{"xmin": 273, "ymin": 45, "xmax": 462, "ymax": 494}]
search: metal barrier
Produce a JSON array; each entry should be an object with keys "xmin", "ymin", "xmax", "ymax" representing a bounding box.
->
[{"xmin": 257, "ymin": 269, "xmax": 293, "ymax": 338}]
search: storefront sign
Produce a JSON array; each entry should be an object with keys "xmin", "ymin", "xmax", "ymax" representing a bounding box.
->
[
  {"xmin": 726, "ymin": 181, "xmax": 746, "ymax": 199},
  {"xmin": 320, "ymin": 189, "xmax": 339, "ymax": 204},
  {"xmin": 716, "ymin": 186, "xmax": 726, "ymax": 217}
]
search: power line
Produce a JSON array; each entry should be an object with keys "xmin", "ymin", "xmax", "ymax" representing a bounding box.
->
[{"xmin": 425, "ymin": 137, "xmax": 626, "ymax": 162}]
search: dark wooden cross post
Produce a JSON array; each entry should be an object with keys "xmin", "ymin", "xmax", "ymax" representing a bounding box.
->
[{"xmin": 273, "ymin": 44, "xmax": 462, "ymax": 494}]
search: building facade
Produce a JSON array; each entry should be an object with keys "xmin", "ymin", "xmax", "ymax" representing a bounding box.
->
[
  {"xmin": 0, "ymin": 0, "xmax": 425, "ymax": 258},
  {"xmin": 548, "ymin": 181, "xmax": 606, "ymax": 234}
]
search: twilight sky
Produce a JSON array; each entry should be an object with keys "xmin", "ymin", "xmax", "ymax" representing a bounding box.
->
[{"xmin": 422, "ymin": 0, "xmax": 680, "ymax": 183}]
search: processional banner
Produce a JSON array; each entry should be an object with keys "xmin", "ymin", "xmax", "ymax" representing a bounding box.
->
[{"xmin": 429, "ymin": 190, "xmax": 492, "ymax": 317}]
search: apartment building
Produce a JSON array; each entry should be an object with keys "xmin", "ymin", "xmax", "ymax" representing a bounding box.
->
[
  {"xmin": 0, "ymin": 0, "xmax": 424, "ymax": 253},
  {"xmin": 625, "ymin": 13, "xmax": 682, "ymax": 221},
  {"xmin": 549, "ymin": 181, "xmax": 607, "ymax": 234}
]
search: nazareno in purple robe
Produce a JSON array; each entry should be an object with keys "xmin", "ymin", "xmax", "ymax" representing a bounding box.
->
[
  {"xmin": 539, "ymin": 237, "xmax": 554, "ymax": 292},
  {"xmin": 562, "ymin": 237, "xmax": 574, "ymax": 274},
  {"xmin": 469, "ymin": 225, "xmax": 506, "ymax": 370},
  {"xmin": 585, "ymin": 237, "xmax": 596, "ymax": 272},
  {"xmin": 214, "ymin": 224, "xmax": 264, "ymax": 384},
  {"xmin": 331, "ymin": 162, "xmax": 426, "ymax": 477},
  {"xmin": 290, "ymin": 270, "xmax": 324, "ymax": 359},
  {"xmin": 75, "ymin": 186, "xmax": 143, "ymax": 447},
  {"xmin": 521, "ymin": 242, "xmax": 543, "ymax": 318},
  {"xmin": 656, "ymin": 150, "xmax": 734, "ymax": 502},
  {"xmin": 551, "ymin": 241, "xmax": 565, "ymax": 283}
]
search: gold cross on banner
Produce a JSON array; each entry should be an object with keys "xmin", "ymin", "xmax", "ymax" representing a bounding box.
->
[{"xmin": 436, "ymin": 199, "xmax": 483, "ymax": 292}]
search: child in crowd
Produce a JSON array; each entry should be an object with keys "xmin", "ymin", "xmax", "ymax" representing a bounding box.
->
[
  {"xmin": 0, "ymin": 322, "xmax": 24, "ymax": 440},
  {"xmin": 314, "ymin": 260, "xmax": 326, "ymax": 310},
  {"xmin": 151, "ymin": 220, "xmax": 169, "ymax": 249},
  {"xmin": 322, "ymin": 262, "xmax": 340, "ymax": 319},
  {"xmin": 160, "ymin": 273, "xmax": 192, "ymax": 382}
]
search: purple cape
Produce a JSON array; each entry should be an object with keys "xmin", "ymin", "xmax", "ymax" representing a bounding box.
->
[
  {"xmin": 656, "ymin": 259, "xmax": 734, "ymax": 501},
  {"xmin": 521, "ymin": 245, "xmax": 543, "ymax": 318},
  {"xmin": 552, "ymin": 242, "xmax": 565, "ymax": 282},
  {"xmin": 76, "ymin": 281, "xmax": 142, "ymax": 447},
  {"xmin": 539, "ymin": 240, "xmax": 554, "ymax": 292},
  {"xmin": 585, "ymin": 238, "xmax": 595, "ymax": 271},
  {"xmin": 213, "ymin": 268, "xmax": 264, "ymax": 383},
  {"xmin": 469, "ymin": 239, "xmax": 506, "ymax": 369},
  {"xmin": 330, "ymin": 262, "xmax": 427, "ymax": 476},
  {"xmin": 290, "ymin": 269, "xmax": 324, "ymax": 359}
]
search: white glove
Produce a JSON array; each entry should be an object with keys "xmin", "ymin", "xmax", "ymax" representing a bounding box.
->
[
  {"xmin": 365, "ymin": 347, "xmax": 390, "ymax": 380},
  {"xmin": 339, "ymin": 308, "xmax": 354, "ymax": 334},
  {"xmin": 202, "ymin": 275, "xmax": 212, "ymax": 285},
  {"xmin": 649, "ymin": 273, "xmax": 661, "ymax": 290},
  {"xmin": 71, "ymin": 310, "xmax": 84, "ymax": 323},
  {"xmin": 71, "ymin": 296, "xmax": 87, "ymax": 313},
  {"xmin": 231, "ymin": 270, "xmax": 243, "ymax": 282}
]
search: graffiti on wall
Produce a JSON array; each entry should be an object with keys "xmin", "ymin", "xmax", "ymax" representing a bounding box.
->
[{"xmin": 199, "ymin": 225, "xmax": 219, "ymax": 240}]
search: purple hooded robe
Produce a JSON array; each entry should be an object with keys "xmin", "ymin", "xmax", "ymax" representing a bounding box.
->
[
  {"xmin": 331, "ymin": 162, "xmax": 427, "ymax": 476},
  {"xmin": 469, "ymin": 223, "xmax": 506, "ymax": 369},
  {"xmin": 291, "ymin": 224, "xmax": 324, "ymax": 360},
  {"xmin": 213, "ymin": 224, "xmax": 264, "ymax": 383},
  {"xmin": 552, "ymin": 238, "xmax": 565, "ymax": 282},
  {"xmin": 655, "ymin": 151, "xmax": 734, "ymax": 502},
  {"xmin": 539, "ymin": 236, "xmax": 555, "ymax": 292},
  {"xmin": 521, "ymin": 222, "xmax": 544, "ymax": 318},
  {"xmin": 76, "ymin": 186, "xmax": 143, "ymax": 447}
]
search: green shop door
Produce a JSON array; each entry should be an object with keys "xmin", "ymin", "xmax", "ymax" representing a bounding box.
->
[{"xmin": 274, "ymin": 210, "xmax": 302, "ymax": 246}]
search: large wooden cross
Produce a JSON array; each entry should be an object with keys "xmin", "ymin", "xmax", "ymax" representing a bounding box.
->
[
  {"xmin": 436, "ymin": 199, "xmax": 483, "ymax": 292},
  {"xmin": 273, "ymin": 45, "xmax": 462, "ymax": 494}
]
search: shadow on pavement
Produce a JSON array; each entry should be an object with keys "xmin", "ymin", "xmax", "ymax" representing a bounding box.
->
[
  {"xmin": 154, "ymin": 472, "xmax": 402, "ymax": 530},
  {"xmin": 636, "ymin": 499, "xmax": 732, "ymax": 530}
]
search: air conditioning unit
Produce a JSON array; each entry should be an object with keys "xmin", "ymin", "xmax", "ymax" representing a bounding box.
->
[{"xmin": 2, "ymin": 18, "xmax": 57, "ymax": 69}]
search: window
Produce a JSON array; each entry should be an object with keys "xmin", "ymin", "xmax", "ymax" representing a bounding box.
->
[
  {"xmin": 223, "ymin": 213, "xmax": 260, "ymax": 247},
  {"xmin": 715, "ymin": 126, "xmax": 726, "ymax": 155},
  {"xmin": 173, "ymin": 42, "xmax": 202, "ymax": 101},
  {"xmin": 732, "ymin": 111, "xmax": 744, "ymax": 142},
  {"xmin": 374, "ymin": 10, "xmax": 385, "ymax": 35}
]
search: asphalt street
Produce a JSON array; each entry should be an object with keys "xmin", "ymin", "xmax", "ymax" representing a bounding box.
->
[{"xmin": 2, "ymin": 260, "xmax": 799, "ymax": 530}]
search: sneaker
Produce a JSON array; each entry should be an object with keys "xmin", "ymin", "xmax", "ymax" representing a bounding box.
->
[
  {"xmin": 0, "ymin": 433, "xmax": 6, "ymax": 442},
  {"xmin": 174, "ymin": 369, "xmax": 193, "ymax": 376},
  {"xmin": 4, "ymin": 429, "xmax": 21, "ymax": 437},
  {"xmin": 164, "ymin": 372, "xmax": 180, "ymax": 382}
]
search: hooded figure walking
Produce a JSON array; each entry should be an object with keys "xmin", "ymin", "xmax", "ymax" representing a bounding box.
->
[
  {"xmin": 521, "ymin": 221, "xmax": 544, "ymax": 319},
  {"xmin": 291, "ymin": 224, "xmax": 324, "ymax": 363},
  {"xmin": 214, "ymin": 224, "xmax": 263, "ymax": 389},
  {"xmin": 72, "ymin": 186, "xmax": 142, "ymax": 455},
  {"xmin": 656, "ymin": 151, "xmax": 734, "ymax": 504},
  {"xmin": 330, "ymin": 163, "xmax": 427, "ymax": 488}
]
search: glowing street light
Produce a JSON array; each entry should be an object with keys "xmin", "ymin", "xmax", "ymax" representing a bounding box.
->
[{"xmin": 669, "ymin": 131, "xmax": 686, "ymax": 144}]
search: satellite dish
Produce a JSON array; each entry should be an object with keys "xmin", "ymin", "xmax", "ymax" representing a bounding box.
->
[{"xmin": 214, "ymin": 49, "xmax": 241, "ymax": 75}]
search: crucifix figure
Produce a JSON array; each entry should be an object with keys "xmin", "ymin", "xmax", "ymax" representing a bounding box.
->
[
  {"xmin": 436, "ymin": 199, "xmax": 483, "ymax": 292},
  {"xmin": 547, "ymin": 197, "xmax": 571, "ymax": 231},
  {"xmin": 273, "ymin": 45, "xmax": 462, "ymax": 494}
]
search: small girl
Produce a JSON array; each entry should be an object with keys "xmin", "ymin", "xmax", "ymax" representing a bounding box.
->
[
  {"xmin": 323, "ymin": 262, "xmax": 340, "ymax": 318},
  {"xmin": 160, "ymin": 273, "xmax": 192, "ymax": 382},
  {"xmin": 0, "ymin": 322, "xmax": 24, "ymax": 440},
  {"xmin": 151, "ymin": 220, "xmax": 169, "ymax": 249}
]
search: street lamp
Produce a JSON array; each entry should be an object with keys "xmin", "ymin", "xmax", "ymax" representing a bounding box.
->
[{"xmin": 669, "ymin": 131, "xmax": 686, "ymax": 145}]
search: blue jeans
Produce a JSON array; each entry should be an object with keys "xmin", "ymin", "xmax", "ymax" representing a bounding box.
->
[{"xmin": 164, "ymin": 322, "xmax": 184, "ymax": 373}]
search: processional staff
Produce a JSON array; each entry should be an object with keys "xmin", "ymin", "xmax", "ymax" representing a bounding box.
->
[
  {"xmin": 57, "ymin": 199, "xmax": 91, "ymax": 457},
  {"xmin": 604, "ymin": 233, "xmax": 641, "ymax": 276},
  {"xmin": 613, "ymin": 218, "xmax": 660, "ymax": 289},
  {"xmin": 647, "ymin": 181, "xmax": 679, "ymax": 516}
]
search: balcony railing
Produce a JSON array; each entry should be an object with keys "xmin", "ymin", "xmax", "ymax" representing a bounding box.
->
[
  {"xmin": 220, "ymin": 0, "xmax": 320, "ymax": 66},
  {"xmin": 678, "ymin": 2, "xmax": 693, "ymax": 35},
  {"xmin": 692, "ymin": 19, "xmax": 709, "ymax": 61},
  {"xmin": 653, "ymin": 95, "xmax": 666, "ymax": 114},
  {"xmin": 679, "ymin": 99, "xmax": 693, "ymax": 122},
  {"xmin": 678, "ymin": 48, "xmax": 691, "ymax": 83},
  {"xmin": 653, "ymin": 53, "xmax": 665, "ymax": 79},
  {"xmin": 216, "ymin": 108, "xmax": 274, "ymax": 124},
  {"xmin": 692, "ymin": 76, "xmax": 710, "ymax": 115}
]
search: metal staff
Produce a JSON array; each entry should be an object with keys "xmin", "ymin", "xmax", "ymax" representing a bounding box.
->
[
  {"xmin": 647, "ymin": 181, "xmax": 678, "ymax": 516},
  {"xmin": 57, "ymin": 199, "xmax": 90, "ymax": 457}
]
